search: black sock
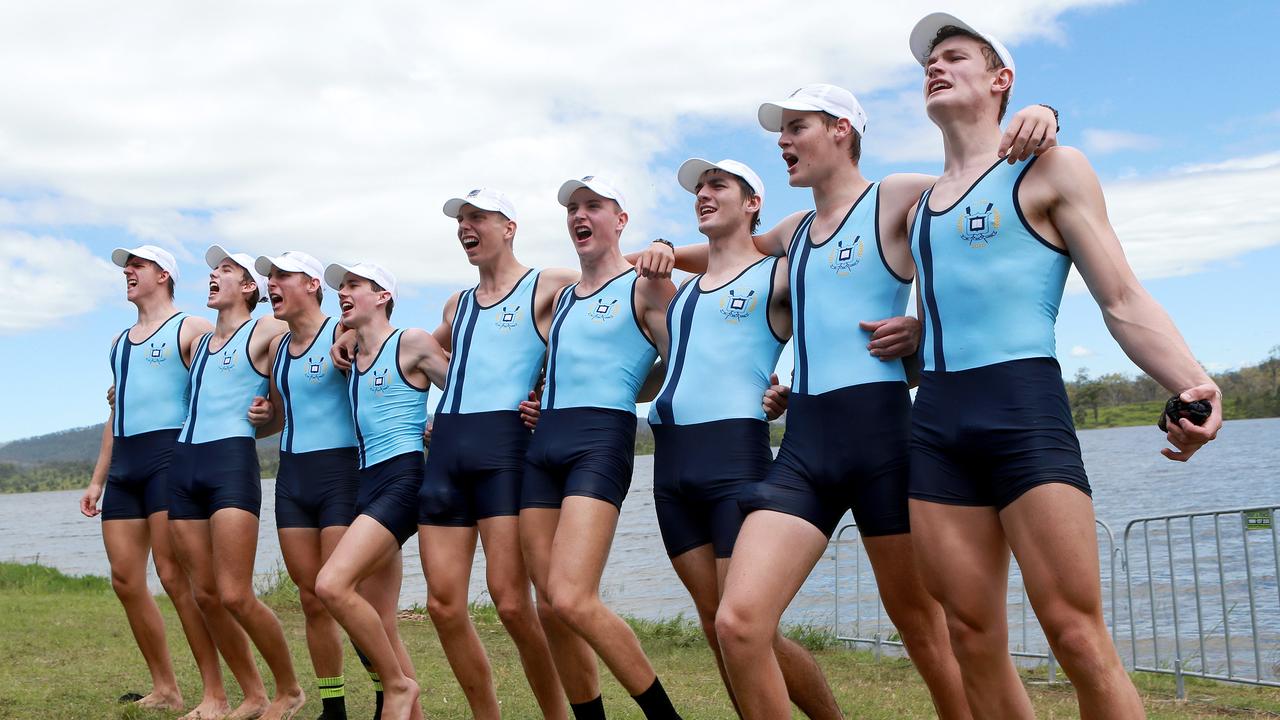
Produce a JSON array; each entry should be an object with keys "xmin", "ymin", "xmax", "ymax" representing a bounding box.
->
[
  {"xmin": 570, "ymin": 694, "xmax": 607, "ymax": 720},
  {"xmin": 632, "ymin": 677, "xmax": 681, "ymax": 720},
  {"xmin": 353, "ymin": 643, "xmax": 383, "ymax": 720},
  {"xmin": 316, "ymin": 676, "xmax": 347, "ymax": 720}
]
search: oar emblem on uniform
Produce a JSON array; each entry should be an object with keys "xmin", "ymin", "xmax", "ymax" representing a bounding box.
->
[{"xmin": 958, "ymin": 201, "xmax": 1000, "ymax": 248}]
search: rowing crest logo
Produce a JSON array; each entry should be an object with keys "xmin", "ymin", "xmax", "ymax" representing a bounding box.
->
[
  {"xmin": 304, "ymin": 356, "xmax": 326, "ymax": 383},
  {"xmin": 958, "ymin": 202, "xmax": 1000, "ymax": 248},
  {"xmin": 495, "ymin": 304, "xmax": 522, "ymax": 331},
  {"xmin": 218, "ymin": 348, "xmax": 238, "ymax": 371},
  {"xmin": 720, "ymin": 288, "xmax": 757, "ymax": 323},
  {"xmin": 828, "ymin": 236, "xmax": 864, "ymax": 275},
  {"xmin": 146, "ymin": 342, "xmax": 170, "ymax": 365},
  {"xmin": 369, "ymin": 368, "xmax": 390, "ymax": 394},
  {"xmin": 587, "ymin": 297, "xmax": 619, "ymax": 323}
]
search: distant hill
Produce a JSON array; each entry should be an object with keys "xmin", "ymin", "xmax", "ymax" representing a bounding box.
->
[{"xmin": 0, "ymin": 425, "xmax": 104, "ymax": 465}]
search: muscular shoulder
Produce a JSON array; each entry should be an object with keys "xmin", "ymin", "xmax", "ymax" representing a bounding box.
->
[
  {"xmin": 441, "ymin": 290, "xmax": 462, "ymax": 325},
  {"xmin": 399, "ymin": 327, "xmax": 443, "ymax": 356},
  {"xmin": 1023, "ymin": 146, "xmax": 1101, "ymax": 208},
  {"xmin": 539, "ymin": 267, "xmax": 580, "ymax": 293},
  {"xmin": 755, "ymin": 210, "xmax": 809, "ymax": 256},
  {"xmin": 253, "ymin": 316, "xmax": 289, "ymax": 342},
  {"xmin": 879, "ymin": 173, "xmax": 936, "ymax": 207},
  {"xmin": 634, "ymin": 274, "xmax": 675, "ymax": 312},
  {"xmin": 181, "ymin": 314, "xmax": 214, "ymax": 339}
]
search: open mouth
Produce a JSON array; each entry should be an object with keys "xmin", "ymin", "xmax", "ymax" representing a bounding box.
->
[
  {"xmin": 460, "ymin": 236, "xmax": 480, "ymax": 250},
  {"xmin": 340, "ymin": 300, "xmax": 354, "ymax": 312},
  {"xmin": 574, "ymin": 226, "xmax": 593, "ymax": 242},
  {"xmin": 927, "ymin": 80, "xmax": 952, "ymax": 96},
  {"xmin": 208, "ymin": 280, "xmax": 221, "ymax": 295},
  {"xmin": 269, "ymin": 293, "xmax": 284, "ymax": 307},
  {"xmin": 783, "ymin": 153, "xmax": 799, "ymax": 169},
  {"xmin": 126, "ymin": 278, "xmax": 138, "ymax": 288},
  {"xmin": 698, "ymin": 205, "xmax": 716, "ymax": 218}
]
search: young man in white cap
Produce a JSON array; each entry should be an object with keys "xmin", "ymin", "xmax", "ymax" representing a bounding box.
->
[
  {"xmin": 518, "ymin": 175, "xmax": 680, "ymax": 719},
  {"xmin": 315, "ymin": 261, "xmax": 449, "ymax": 720},
  {"xmin": 639, "ymin": 87, "xmax": 1057, "ymax": 718},
  {"xmin": 245, "ymin": 250, "xmax": 373, "ymax": 720},
  {"xmin": 80, "ymin": 245, "xmax": 227, "ymax": 717},
  {"xmin": 166, "ymin": 244, "xmax": 301, "ymax": 720},
  {"xmin": 415, "ymin": 188, "xmax": 575, "ymax": 719},
  {"xmin": 644, "ymin": 158, "xmax": 843, "ymax": 719},
  {"xmin": 901, "ymin": 13, "xmax": 1220, "ymax": 717}
]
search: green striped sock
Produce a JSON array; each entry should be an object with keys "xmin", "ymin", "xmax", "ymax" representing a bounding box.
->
[{"xmin": 317, "ymin": 675, "xmax": 346, "ymax": 719}]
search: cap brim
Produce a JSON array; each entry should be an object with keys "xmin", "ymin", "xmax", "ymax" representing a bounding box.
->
[
  {"xmin": 254, "ymin": 256, "xmax": 276, "ymax": 278},
  {"xmin": 111, "ymin": 248, "xmax": 133, "ymax": 268},
  {"xmin": 676, "ymin": 159, "xmax": 718, "ymax": 195},
  {"xmin": 205, "ymin": 244, "xmax": 232, "ymax": 270},
  {"xmin": 758, "ymin": 100, "xmax": 827, "ymax": 131},
  {"xmin": 442, "ymin": 198, "xmax": 467, "ymax": 218},
  {"xmin": 324, "ymin": 264, "xmax": 352, "ymax": 292},
  {"xmin": 557, "ymin": 180, "xmax": 588, "ymax": 206}
]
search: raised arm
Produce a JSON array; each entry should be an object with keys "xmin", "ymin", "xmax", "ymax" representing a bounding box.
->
[{"xmin": 1034, "ymin": 146, "xmax": 1221, "ymax": 460}]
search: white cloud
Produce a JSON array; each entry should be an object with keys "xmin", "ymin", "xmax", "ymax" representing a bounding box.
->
[
  {"xmin": 0, "ymin": 0, "xmax": 1119, "ymax": 291},
  {"xmin": 0, "ymin": 232, "xmax": 117, "ymax": 332},
  {"xmin": 1082, "ymin": 129, "xmax": 1161, "ymax": 155},
  {"xmin": 1070, "ymin": 345, "xmax": 1094, "ymax": 357}
]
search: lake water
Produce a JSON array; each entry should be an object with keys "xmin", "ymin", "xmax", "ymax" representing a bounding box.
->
[{"xmin": 3, "ymin": 418, "xmax": 1277, "ymax": 678}]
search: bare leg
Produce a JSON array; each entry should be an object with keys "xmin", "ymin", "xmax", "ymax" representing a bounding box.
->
[
  {"xmin": 150, "ymin": 511, "xmax": 228, "ymax": 717},
  {"xmin": 317, "ymin": 517, "xmax": 419, "ymax": 720},
  {"xmin": 908, "ymin": 500, "xmax": 1033, "ymax": 719},
  {"xmin": 545, "ymin": 496, "xmax": 657, "ymax": 694},
  {"xmin": 478, "ymin": 515, "xmax": 567, "ymax": 719},
  {"xmin": 1001, "ymin": 486, "xmax": 1144, "ymax": 720},
  {"xmin": 360, "ymin": 547, "xmax": 421, "ymax": 720},
  {"xmin": 170, "ymin": 517, "xmax": 269, "ymax": 718},
  {"xmin": 715, "ymin": 511, "xmax": 830, "ymax": 719},
  {"xmin": 279, "ymin": 527, "xmax": 347, "ymax": 679},
  {"xmin": 102, "ymin": 518, "xmax": 183, "ymax": 709},
  {"xmin": 862, "ymin": 533, "xmax": 971, "ymax": 720},
  {"xmin": 519, "ymin": 507, "xmax": 601, "ymax": 704},
  {"xmin": 670, "ymin": 545, "xmax": 740, "ymax": 714},
  {"xmin": 209, "ymin": 508, "xmax": 304, "ymax": 720},
  {"xmin": 419, "ymin": 524, "xmax": 500, "ymax": 719}
]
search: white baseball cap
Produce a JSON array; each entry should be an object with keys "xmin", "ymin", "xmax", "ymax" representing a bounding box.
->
[
  {"xmin": 557, "ymin": 175, "xmax": 627, "ymax": 213},
  {"xmin": 205, "ymin": 244, "xmax": 267, "ymax": 299},
  {"xmin": 910, "ymin": 12, "xmax": 1015, "ymax": 71},
  {"xmin": 255, "ymin": 251, "xmax": 325, "ymax": 281},
  {"xmin": 442, "ymin": 188, "xmax": 518, "ymax": 223},
  {"xmin": 324, "ymin": 262, "xmax": 398, "ymax": 303},
  {"xmin": 759, "ymin": 84, "xmax": 868, "ymax": 136},
  {"xmin": 111, "ymin": 244, "xmax": 180, "ymax": 281},
  {"xmin": 677, "ymin": 158, "xmax": 765, "ymax": 201}
]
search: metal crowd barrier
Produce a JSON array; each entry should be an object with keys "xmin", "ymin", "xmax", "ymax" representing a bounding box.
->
[{"xmin": 830, "ymin": 506, "xmax": 1278, "ymax": 698}]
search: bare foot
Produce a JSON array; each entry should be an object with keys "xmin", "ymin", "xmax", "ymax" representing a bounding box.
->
[
  {"xmin": 227, "ymin": 697, "xmax": 271, "ymax": 720},
  {"xmin": 181, "ymin": 697, "xmax": 231, "ymax": 720},
  {"xmin": 381, "ymin": 679, "xmax": 420, "ymax": 720},
  {"xmin": 137, "ymin": 690, "xmax": 184, "ymax": 710},
  {"xmin": 259, "ymin": 687, "xmax": 305, "ymax": 720}
]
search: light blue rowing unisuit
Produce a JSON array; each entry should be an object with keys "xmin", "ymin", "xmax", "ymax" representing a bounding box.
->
[
  {"xmin": 910, "ymin": 156, "xmax": 1070, "ymax": 372},
  {"xmin": 272, "ymin": 317, "xmax": 357, "ymax": 454},
  {"xmin": 349, "ymin": 330, "xmax": 428, "ymax": 469},
  {"xmin": 179, "ymin": 319, "xmax": 269, "ymax": 444},
  {"xmin": 543, "ymin": 269, "xmax": 658, "ymax": 413},
  {"xmin": 436, "ymin": 269, "xmax": 546, "ymax": 415},
  {"xmin": 789, "ymin": 183, "xmax": 911, "ymax": 395},
  {"xmin": 110, "ymin": 312, "xmax": 192, "ymax": 437},
  {"xmin": 649, "ymin": 257, "xmax": 785, "ymax": 425}
]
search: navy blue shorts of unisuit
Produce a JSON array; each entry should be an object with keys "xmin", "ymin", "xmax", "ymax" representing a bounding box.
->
[
  {"xmin": 275, "ymin": 447, "xmax": 360, "ymax": 529},
  {"xmin": 522, "ymin": 407, "xmax": 636, "ymax": 510},
  {"xmin": 909, "ymin": 356, "xmax": 1090, "ymax": 509},
  {"xmin": 741, "ymin": 381, "xmax": 911, "ymax": 538},
  {"xmin": 356, "ymin": 451, "xmax": 424, "ymax": 546},
  {"xmin": 168, "ymin": 436, "xmax": 262, "ymax": 520},
  {"xmin": 652, "ymin": 418, "xmax": 771, "ymax": 559},
  {"xmin": 103, "ymin": 429, "xmax": 181, "ymax": 520},
  {"xmin": 419, "ymin": 410, "xmax": 529, "ymax": 527}
]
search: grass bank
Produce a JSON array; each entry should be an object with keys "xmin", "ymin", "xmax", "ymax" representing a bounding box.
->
[{"xmin": 2, "ymin": 562, "xmax": 1277, "ymax": 719}]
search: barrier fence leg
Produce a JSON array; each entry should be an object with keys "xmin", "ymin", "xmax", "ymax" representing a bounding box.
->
[
  {"xmin": 1174, "ymin": 658, "xmax": 1185, "ymax": 700},
  {"xmin": 874, "ymin": 633, "xmax": 882, "ymax": 662},
  {"xmin": 1047, "ymin": 648, "xmax": 1057, "ymax": 684}
]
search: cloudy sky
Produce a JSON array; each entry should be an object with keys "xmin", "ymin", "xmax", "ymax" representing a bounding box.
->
[{"xmin": 2, "ymin": 0, "xmax": 1277, "ymax": 441}]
